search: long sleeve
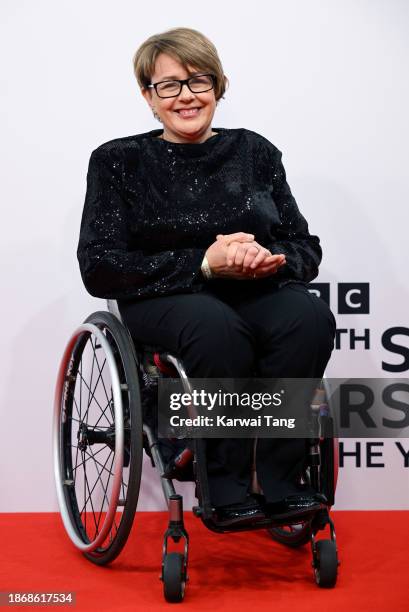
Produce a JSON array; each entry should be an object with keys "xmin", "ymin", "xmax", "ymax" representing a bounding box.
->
[
  {"xmin": 77, "ymin": 147, "xmax": 207, "ymax": 300},
  {"xmin": 264, "ymin": 146, "xmax": 322, "ymax": 283}
]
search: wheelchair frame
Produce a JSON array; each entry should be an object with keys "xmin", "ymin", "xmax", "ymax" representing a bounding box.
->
[{"xmin": 53, "ymin": 299, "xmax": 340, "ymax": 602}]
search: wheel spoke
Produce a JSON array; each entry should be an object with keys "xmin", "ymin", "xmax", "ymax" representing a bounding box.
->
[
  {"xmin": 72, "ymin": 444, "xmax": 109, "ymax": 473},
  {"xmin": 108, "ymin": 387, "xmax": 115, "ymax": 422},
  {"xmin": 88, "ymin": 446, "xmax": 115, "ymax": 537},
  {"xmin": 81, "ymin": 452, "xmax": 100, "ymax": 538},
  {"xmin": 92, "ymin": 393, "xmax": 114, "ymax": 430},
  {"xmin": 78, "ymin": 363, "xmax": 109, "ymax": 418},
  {"xmin": 72, "ymin": 394, "xmax": 82, "ymax": 421},
  {"xmin": 121, "ymin": 476, "xmax": 128, "ymax": 498},
  {"xmin": 79, "ymin": 448, "xmax": 113, "ymax": 518},
  {"xmin": 82, "ymin": 449, "xmax": 87, "ymax": 535},
  {"xmin": 87, "ymin": 336, "xmax": 110, "ymax": 417},
  {"xmin": 92, "ymin": 331, "xmax": 112, "ymax": 410},
  {"xmin": 79, "ymin": 359, "xmax": 83, "ymax": 421},
  {"xmin": 86, "ymin": 337, "xmax": 97, "ymax": 417},
  {"xmin": 78, "ymin": 449, "xmax": 115, "ymax": 506},
  {"xmin": 73, "ymin": 438, "xmax": 80, "ymax": 485},
  {"xmin": 70, "ymin": 418, "xmax": 112, "ymax": 428}
]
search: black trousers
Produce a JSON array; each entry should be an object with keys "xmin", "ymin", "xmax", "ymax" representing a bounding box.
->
[{"xmin": 118, "ymin": 281, "xmax": 336, "ymax": 507}]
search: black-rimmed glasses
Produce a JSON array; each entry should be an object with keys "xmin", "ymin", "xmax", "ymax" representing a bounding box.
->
[{"xmin": 147, "ymin": 74, "xmax": 215, "ymax": 98}]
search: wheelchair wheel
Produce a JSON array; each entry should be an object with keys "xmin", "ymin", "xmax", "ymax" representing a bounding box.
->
[
  {"xmin": 53, "ymin": 311, "xmax": 143, "ymax": 565},
  {"xmin": 267, "ymin": 521, "xmax": 312, "ymax": 548},
  {"xmin": 313, "ymin": 539, "xmax": 338, "ymax": 587},
  {"xmin": 163, "ymin": 552, "xmax": 186, "ymax": 603}
]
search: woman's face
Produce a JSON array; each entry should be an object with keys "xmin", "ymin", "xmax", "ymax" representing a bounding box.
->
[{"xmin": 142, "ymin": 53, "xmax": 217, "ymax": 144}]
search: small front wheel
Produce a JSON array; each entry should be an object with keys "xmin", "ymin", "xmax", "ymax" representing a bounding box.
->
[
  {"xmin": 163, "ymin": 552, "xmax": 186, "ymax": 603},
  {"xmin": 313, "ymin": 539, "xmax": 338, "ymax": 587}
]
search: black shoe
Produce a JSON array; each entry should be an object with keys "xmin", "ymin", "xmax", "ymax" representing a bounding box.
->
[
  {"xmin": 265, "ymin": 494, "xmax": 327, "ymax": 523},
  {"xmin": 215, "ymin": 494, "xmax": 266, "ymax": 526}
]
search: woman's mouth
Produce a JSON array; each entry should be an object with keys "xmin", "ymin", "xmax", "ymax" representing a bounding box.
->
[{"xmin": 175, "ymin": 108, "xmax": 201, "ymax": 118}]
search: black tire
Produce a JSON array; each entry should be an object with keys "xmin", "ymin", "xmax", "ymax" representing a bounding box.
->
[
  {"xmin": 313, "ymin": 540, "xmax": 338, "ymax": 587},
  {"xmin": 55, "ymin": 311, "xmax": 143, "ymax": 566},
  {"xmin": 163, "ymin": 552, "xmax": 186, "ymax": 603},
  {"xmin": 267, "ymin": 521, "xmax": 312, "ymax": 548}
]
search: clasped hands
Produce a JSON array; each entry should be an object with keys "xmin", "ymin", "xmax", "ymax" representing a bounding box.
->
[{"xmin": 205, "ymin": 232, "xmax": 286, "ymax": 279}]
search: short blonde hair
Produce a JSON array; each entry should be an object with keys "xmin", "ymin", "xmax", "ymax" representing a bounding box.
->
[{"xmin": 133, "ymin": 27, "xmax": 228, "ymax": 100}]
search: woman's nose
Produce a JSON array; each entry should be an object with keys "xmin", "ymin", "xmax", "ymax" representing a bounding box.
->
[{"xmin": 178, "ymin": 83, "xmax": 195, "ymax": 101}]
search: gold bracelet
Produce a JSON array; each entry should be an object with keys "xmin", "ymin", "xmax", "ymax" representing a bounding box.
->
[{"xmin": 201, "ymin": 255, "xmax": 213, "ymax": 280}]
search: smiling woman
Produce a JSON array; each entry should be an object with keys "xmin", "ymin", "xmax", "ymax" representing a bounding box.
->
[
  {"xmin": 134, "ymin": 28, "xmax": 228, "ymax": 143},
  {"xmin": 77, "ymin": 26, "xmax": 336, "ymax": 525},
  {"xmin": 141, "ymin": 53, "xmax": 217, "ymax": 143}
]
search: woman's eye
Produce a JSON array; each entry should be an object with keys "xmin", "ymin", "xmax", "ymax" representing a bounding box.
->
[
  {"xmin": 161, "ymin": 82, "xmax": 178, "ymax": 90},
  {"xmin": 191, "ymin": 77, "xmax": 210, "ymax": 85}
]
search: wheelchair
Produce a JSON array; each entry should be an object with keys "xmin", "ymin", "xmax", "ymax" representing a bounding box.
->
[{"xmin": 53, "ymin": 299, "xmax": 340, "ymax": 603}]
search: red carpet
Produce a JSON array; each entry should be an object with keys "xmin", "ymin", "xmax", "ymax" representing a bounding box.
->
[{"xmin": 1, "ymin": 512, "xmax": 407, "ymax": 611}]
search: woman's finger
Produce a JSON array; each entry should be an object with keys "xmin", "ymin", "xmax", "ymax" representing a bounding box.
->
[
  {"xmin": 226, "ymin": 242, "xmax": 240, "ymax": 266},
  {"xmin": 217, "ymin": 232, "xmax": 254, "ymax": 245},
  {"xmin": 233, "ymin": 243, "xmax": 251, "ymax": 267},
  {"xmin": 257, "ymin": 258, "xmax": 287, "ymax": 276},
  {"xmin": 242, "ymin": 245, "xmax": 260, "ymax": 270},
  {"xmin": 248, "ymin": 248, "xmax": 271, "ymax": 269},
  {"xmin": 254, "ymin": 254, "xmax": 286, "ymax": 268}
]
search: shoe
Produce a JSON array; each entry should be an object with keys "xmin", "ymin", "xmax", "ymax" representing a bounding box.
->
[
  {"xmin": 214, "ymin": 494, "xmax": 266, "ymax": 526},
  {"xmin": 265, "ymin": 494, "xmax": 327, "ymax": 523}
]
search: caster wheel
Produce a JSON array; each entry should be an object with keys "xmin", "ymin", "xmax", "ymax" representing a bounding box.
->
[
  {"xmin": 163, "ymin": 552, "xmax": 186, "ymax": 603},
  {"xmin": 313, "ymin": 539, "xmax": 338, "ymax": 587}
]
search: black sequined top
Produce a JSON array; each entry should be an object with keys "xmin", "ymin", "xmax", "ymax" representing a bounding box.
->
[{"xmin": 77, "ymin": 127, "xmax": 322, "ymax": 303}]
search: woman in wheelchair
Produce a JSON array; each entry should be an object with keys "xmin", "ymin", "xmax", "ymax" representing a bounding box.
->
[{"xmin": 76, "ymin": 27, "xmax": 336, "ymax": 529}]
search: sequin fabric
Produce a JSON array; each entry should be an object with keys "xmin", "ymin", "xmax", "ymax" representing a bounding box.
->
[{"xmin": 77, "ymin": 127, "xmax": 322, "ymax": 301}]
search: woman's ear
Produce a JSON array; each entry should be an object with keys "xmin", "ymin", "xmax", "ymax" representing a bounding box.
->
[
  {"xmin": 141, "ymin": 87, "xmax": 161, "ymax": 122},
  {"xmin": 141, "ymin": 87, "xmax": 152, "ymax": 106}
]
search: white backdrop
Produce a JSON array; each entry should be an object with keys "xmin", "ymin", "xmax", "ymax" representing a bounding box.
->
[{"xmin": 1, "ymin": 0, "xmax": 408, "ymax": 511}]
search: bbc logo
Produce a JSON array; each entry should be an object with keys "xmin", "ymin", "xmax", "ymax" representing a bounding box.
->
[{"xmin": 309, "ymin": 283, "xmax": 370, "ymax": 314}]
